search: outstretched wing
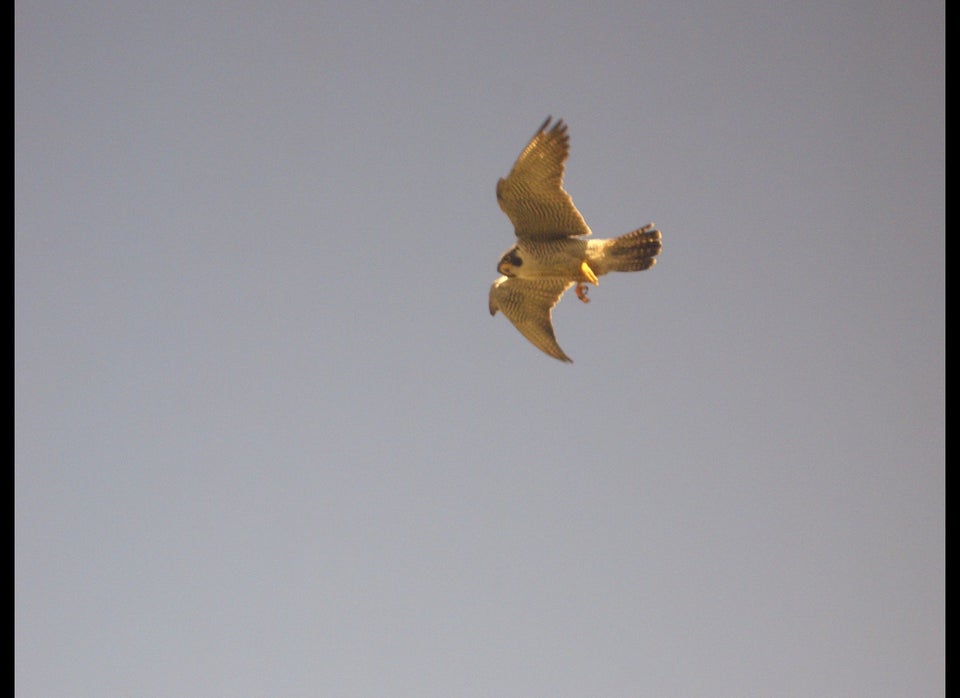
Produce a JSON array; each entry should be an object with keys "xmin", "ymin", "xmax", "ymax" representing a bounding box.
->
[
  {"xmin": 489, "ymin": 276, "xmax": 575, "ymax": 362},
  {"xmin": 496, "ymin": 117, "xmax": 592, "ymax": 241}
]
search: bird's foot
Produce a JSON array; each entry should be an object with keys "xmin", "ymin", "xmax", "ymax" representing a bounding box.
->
[
  {"xmin": 577, "ymin": 261, "xmax": 598, "ymax": 303},
  {"xmin": 580, "ymin": 260, "xmax": 599, "ymax": 285}
]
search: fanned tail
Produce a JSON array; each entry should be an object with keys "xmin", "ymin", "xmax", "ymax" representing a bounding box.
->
[{"xmin": 604, "ymin": 223, "xmax": 662, "ymax": 272}]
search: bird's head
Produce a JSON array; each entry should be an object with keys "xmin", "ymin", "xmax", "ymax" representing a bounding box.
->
[{"xmin": 497, "ymin": 246, "xmax": 523, "ymax": 277}]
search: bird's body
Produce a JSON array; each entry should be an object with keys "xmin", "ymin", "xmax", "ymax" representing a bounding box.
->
[
  {"xmin": 501, "ymin": 237, "xmax": 589, "ymax": 281},
  {"xmin": 499, "ymin": 231, "xmax": 662, "ymax": 281},
  {"xmin": 489, "ymin": 117, "xmax": 662, "ymax": 362}
]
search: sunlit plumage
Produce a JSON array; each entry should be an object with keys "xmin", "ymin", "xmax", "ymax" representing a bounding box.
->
[{"xmin": 489, "ymin": 117, "xmax": 663, "ymax": 362}]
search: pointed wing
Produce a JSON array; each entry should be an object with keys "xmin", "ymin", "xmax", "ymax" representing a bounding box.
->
[
  {"xmin": 489, "ymin": 276, "xmax": 575, "ymax": 362},
  {"xmin": 496, "ymin": 117, "xmax": 592, "ymax": 241}
]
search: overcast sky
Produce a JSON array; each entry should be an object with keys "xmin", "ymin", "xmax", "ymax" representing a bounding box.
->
[{"xmin": 16, "ymin": 2, "xmax": 944, "ymax": 696}]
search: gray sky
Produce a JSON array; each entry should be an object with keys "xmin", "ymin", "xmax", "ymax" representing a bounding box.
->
[{"xmin": 16, "ymin": 1, "xmax": 944, "ymax": 696}]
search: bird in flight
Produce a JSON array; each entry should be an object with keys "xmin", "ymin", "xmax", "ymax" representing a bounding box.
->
[{"xmin": 488, "ymin": 117, "xmax": 662, "ymax": 362}]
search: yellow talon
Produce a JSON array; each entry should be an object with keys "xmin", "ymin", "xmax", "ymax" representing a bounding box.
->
[{"xmin": 580, "ymin": 260, "xmax": 598, "ymax": 285}]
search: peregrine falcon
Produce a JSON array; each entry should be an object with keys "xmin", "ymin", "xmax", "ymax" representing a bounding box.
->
[{"xmin": 489, "ymin": 117, "xmax": 662, "ymax": 362}]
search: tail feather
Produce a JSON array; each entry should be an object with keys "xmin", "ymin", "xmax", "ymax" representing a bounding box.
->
[{"xmin": 604, "ymin": 223, "xmax": 662, "ymax": 272}]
